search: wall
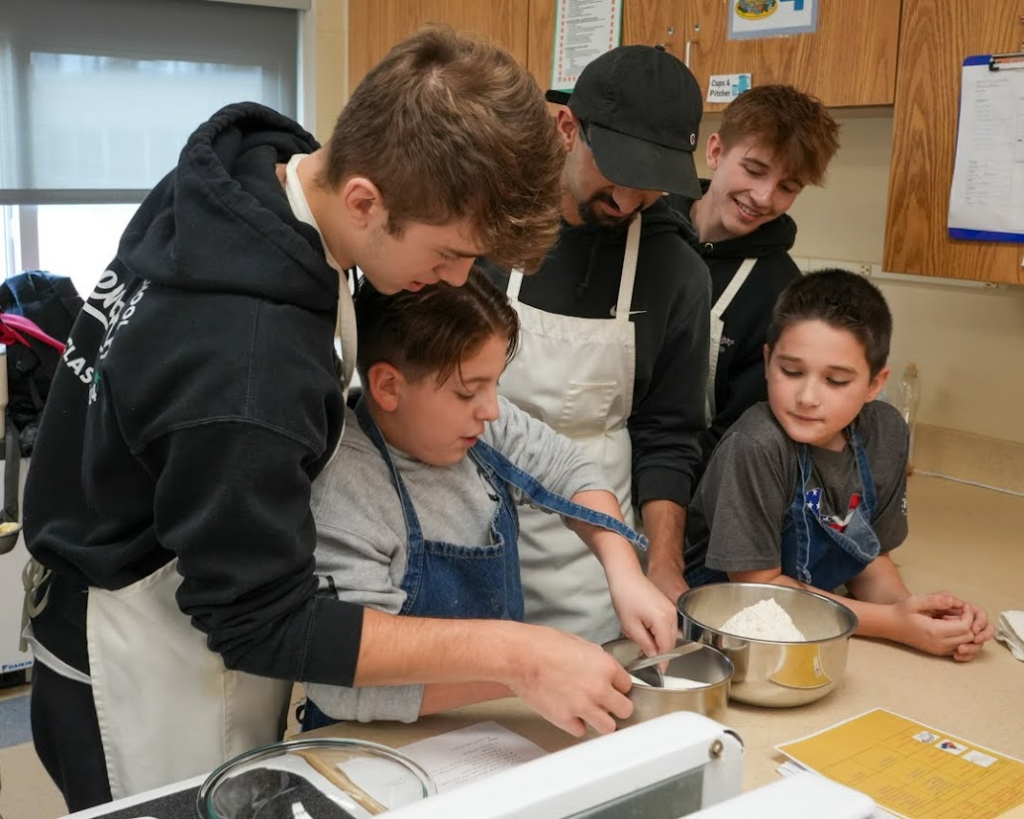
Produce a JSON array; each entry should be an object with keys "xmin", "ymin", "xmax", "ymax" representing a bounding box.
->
[
  {"xmin": 318, "ymin": 20, "xmax": 1024, "ymax": 446},
  {"xmin": 309, "ymin": 0, "xmax": 349, "ymax": 143}
]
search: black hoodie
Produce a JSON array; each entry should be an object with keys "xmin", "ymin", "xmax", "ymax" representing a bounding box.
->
[
  {"xmin": 668, "ymin": 182, "xmax": 801, "ymax": 483},
  {"xmin": 482, "ymin": 197, "xmax": 711, "ymax": 509},
  {"xmin": 24, "ymin": 103, "xmax": 362, "ymax": 686}
]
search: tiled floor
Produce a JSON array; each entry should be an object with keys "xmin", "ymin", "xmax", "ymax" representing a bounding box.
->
[{"xmin": 0, "ymin": 683, "xmax": 65, "ymax": 819}]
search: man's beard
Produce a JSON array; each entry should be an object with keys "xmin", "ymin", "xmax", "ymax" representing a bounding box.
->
[{"xmin": 577, "ymin": 192, "xmax": 638, "ymax": 232}]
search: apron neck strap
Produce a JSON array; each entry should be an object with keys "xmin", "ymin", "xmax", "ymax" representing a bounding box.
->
[
  {"xmin": 506, "ymin": 267, "xmax": 524, "ymax": 302},
  {"xmin": 614, "ymin": 213, "xmax": 642, "ymax": 324},
  {"xmin": 507, "ymin": 212, "xmax": 642, "ymax": 317},
  {"xmin": 284, "ymin": 153, "xmax": 357, "ymax": 392},
  {"xmin": 711, "ymin": 257, "xmax": 758, "ymax": 317}
]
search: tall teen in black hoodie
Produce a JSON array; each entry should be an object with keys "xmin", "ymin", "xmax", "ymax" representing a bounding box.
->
[
  {"xmin": 18, "ymin": 28, "xmax": 633, "ymax": 810},
  {"xmin": 657, "ymin": 85, "xmax": 840, "ymax": 603}
]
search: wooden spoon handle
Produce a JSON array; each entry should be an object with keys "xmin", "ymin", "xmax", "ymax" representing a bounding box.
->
[{"xmin": 291, "ymin": 749, "xmax": 388, "ymax": 815}]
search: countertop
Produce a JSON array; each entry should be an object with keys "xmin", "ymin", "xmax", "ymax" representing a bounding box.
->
[{"xmin": 304, "ymin": 473, "xmax": 1024, "ymax": 801}]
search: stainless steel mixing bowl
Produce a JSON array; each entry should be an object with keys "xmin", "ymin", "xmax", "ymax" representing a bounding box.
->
[
  {"xmin": 603, "ymin": 635, "xmax": 734, "ymax": 726},
  {"xmin": 677, "ymin": 582, "xmax": 858, "ymax": 707}
]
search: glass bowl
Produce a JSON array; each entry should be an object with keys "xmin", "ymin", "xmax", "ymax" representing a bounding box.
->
[{"xmin": 196, "ymin": 737, "xmax": 436, "ymax": 818}]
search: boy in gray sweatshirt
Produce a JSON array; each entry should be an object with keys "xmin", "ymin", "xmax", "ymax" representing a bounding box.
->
[{"xmin": 303, "ymin": 269, "xmax": 676, "ymax": 727}]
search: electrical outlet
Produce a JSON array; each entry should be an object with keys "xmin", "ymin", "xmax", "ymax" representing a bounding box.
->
[{"xmin": 858, "ymin": 263, "xmax": 873, "ymax": 277}]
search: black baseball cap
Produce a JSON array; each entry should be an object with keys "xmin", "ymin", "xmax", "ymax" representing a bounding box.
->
[{"xmin": 546, "ymin": 46, "xmax": 703, "ymax": 198}]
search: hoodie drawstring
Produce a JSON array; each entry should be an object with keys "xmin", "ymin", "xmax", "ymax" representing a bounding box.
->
[{"xmin": 575, "ymin": 237, "xmax": 603, "ymax": 300}]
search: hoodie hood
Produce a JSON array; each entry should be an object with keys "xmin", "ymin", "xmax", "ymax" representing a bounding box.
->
[
  {"xmin": 117, "ymin": 103, "xmax": 338, "ymax": 312},
  {"xmin": 668, "ymin": 179, "xmax": 797, "ymax": 261}
]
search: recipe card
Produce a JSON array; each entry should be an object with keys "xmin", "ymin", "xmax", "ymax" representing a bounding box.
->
[{"xmin": 777, "ymin": 708, "xmax": 1024, "ymax": 819}]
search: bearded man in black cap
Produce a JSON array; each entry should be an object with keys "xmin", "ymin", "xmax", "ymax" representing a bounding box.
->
[{"xmin": 482, "ymin": 46, "xmax": 710, "ymax": 644}]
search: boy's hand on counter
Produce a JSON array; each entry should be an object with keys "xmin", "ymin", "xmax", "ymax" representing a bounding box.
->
[
  {"xmin": 951, "ymin": 602, "xmax": 995, "ymax": 662},
  {"xmin": 501, "ymin": 625, "xmax": 633, "ymax": 737},
  {"xmin": 889, "ymin": 592, "xmax": 976, "ymax": 657},
  {"xmin": 607, "ymin": 571, "xmax": 679, "ymax": 658}
]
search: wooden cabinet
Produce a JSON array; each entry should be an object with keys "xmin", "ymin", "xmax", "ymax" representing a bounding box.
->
[
  {"xmin": 347, "ymin": 0, "xmax": 530, "ymax": 95},
  {"xmin": 526, "ymin": 0, "xmax": 558, "ymax": 90},
  {"xmin": 688, "ymin": 0, "xmax": 900, "ymax": 109},
  {"xmin": 883, "ymin": 0, "xmax": 1024, "ymax": 283},
  {"xmin": 528, "ymin": 1, "xmax": 899, "ymax": 109},
  {"xmin": 350, "ymin": 1, "xmax": 900, "ymax": 107},
  {"xmin": 345, "ymin": 1, "xmax": 1024, "ymax": 284},
  {"xmin": 619, "ymin": 0, "xmax": 900, "ymax": 109}
]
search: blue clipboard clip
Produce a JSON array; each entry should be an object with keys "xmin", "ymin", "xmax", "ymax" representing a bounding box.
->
[{"xmin": 988, "ymin": 52, "xmax": 1024, "ymax": 71}]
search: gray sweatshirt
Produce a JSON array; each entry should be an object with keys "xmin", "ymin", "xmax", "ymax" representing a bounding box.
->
[{"xmin": 304, "ymin": 396, "xmax": 610, "ymax": 722}]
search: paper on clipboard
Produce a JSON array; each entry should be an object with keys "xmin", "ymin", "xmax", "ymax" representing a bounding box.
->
[{"xmin": 948, "ymin": 54, "xmax": 1024, "ymax": 243}]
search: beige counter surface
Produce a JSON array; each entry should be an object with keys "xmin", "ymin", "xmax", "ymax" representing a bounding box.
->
[{"xmin": 305, "ymin": 474, "xmax": 1024, "ymax": 797}]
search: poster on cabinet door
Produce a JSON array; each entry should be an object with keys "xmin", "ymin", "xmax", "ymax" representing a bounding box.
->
[
  {"xmin": 728, "ymin": 0, "xmax": 818, "ymax": 41},
  {"xmin": 550, "ymin": 0, "xmax": 623, "ymax": 92}
]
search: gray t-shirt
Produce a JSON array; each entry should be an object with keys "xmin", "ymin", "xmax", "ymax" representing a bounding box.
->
[
  {"xmin": 684, "ymin": 400, "xmax": 909, "ymax": 577},
  {"xmin": 305, "ymin": 395, "xmax": 610, "ymax": 723}
]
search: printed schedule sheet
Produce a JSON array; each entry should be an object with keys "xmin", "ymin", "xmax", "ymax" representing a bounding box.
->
[{"xmin": 777, "ymin": 709, "xmax": 1024, "ymax": 819}]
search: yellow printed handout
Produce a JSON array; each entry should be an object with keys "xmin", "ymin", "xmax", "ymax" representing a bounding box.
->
[{"xmin": 777, "ymin": 709, "xmax": 1024, "ymax": 819}]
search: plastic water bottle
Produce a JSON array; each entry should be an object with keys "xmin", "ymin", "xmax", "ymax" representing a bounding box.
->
[{"xmin": 895, "ymin": 363, "xmax": 920, "ymax": 476}]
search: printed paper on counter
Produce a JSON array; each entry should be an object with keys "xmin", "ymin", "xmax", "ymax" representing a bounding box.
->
[
  {"xmin": 776, "ymin": 708, "xmax": 1024, "ymax": 819},
  {"xmin": 340, "ymin": 721, "xmax": 548, "ymax": 799}
]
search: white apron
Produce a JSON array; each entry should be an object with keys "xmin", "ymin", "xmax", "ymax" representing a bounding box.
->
[
  {"xmin": 501, "ymin": 216, "xmax": 641, "ymax": 644},
  {"xmin": 705, "ymin": 257, "xmax": 757, "ymax": 424},
  {"xmin": 80, "ymin": 154, "xmax": 359, "ymax": 799},
  {"xmin": 87, "ymin": 561, "xmax": 292, "ymax": 799}
]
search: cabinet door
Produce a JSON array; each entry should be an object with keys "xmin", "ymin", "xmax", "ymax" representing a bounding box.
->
[
  {"xmin": 527, "ymin": 0, "xmax": 557, "ymax": 90},
  {"xmin": 884, "ymin": 0, "xmax": 1024, "ymax": 283},
  {"xmin": 637, "ymin": 0, "xmax": 900, "ymax": 109},
  {"xmin": 528, "ymin": 0, "xmax": 685, "ymax": 90},
  {"xmin": 348, "ymin": 0, "xmax": 530, "ymax": 95}
]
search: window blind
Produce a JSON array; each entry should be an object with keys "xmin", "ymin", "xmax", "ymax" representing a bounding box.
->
[{"xmin": 0, "ymin": 0, "xmax": 299, "ymax": 205}]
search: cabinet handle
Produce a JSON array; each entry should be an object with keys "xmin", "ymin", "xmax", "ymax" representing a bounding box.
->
[{"xmin": 685, "ymin": 22, "xmax": 701, "ymax": 68}]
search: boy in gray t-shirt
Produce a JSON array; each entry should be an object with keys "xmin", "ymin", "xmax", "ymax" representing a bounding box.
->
[
  {"xmin": 303, "ymin": 270, "xmax": 676, "ymax": 726},
  {"xmin": 684, "ymin": 269, "xmax": 993, "ymax": 662}
]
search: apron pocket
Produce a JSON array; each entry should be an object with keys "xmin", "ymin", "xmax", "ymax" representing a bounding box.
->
[{"xmin": 561, "ymin": 380, "xmax": 617, "ymax": 438}]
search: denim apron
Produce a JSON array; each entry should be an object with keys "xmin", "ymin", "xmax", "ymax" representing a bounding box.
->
[
  {"xmin": 687, "ymin": 426, "xmax": 880, "ymax": 590},
  {"xmin": 782, "ymin": 428, "xmax": 882, "ymax": 590},
  {"xmin": 302, "ymin": 402, "xmax": 647, "ymax": 729}
]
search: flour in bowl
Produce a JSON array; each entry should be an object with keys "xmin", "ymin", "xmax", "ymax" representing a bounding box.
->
[
  {"xmin": 720, "ymin": 598, "xmax": 806, "ymax": 641},
  {"xmin": 629, "ymin": 673, "xmax": 705, "ymax": 690}
]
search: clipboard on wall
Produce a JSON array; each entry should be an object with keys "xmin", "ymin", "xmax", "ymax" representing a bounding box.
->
[{"xmin": 947, "ymin": 53, "xmax": 1024, "ymax": 243}]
